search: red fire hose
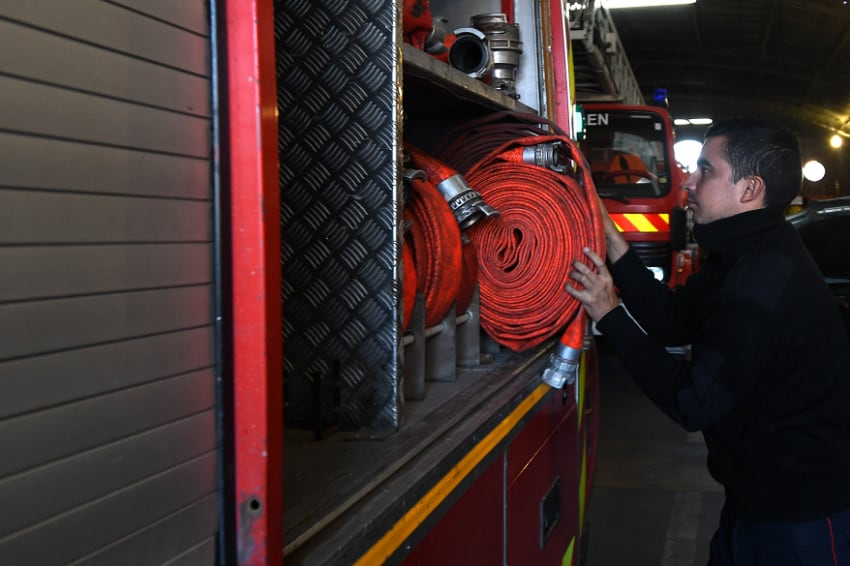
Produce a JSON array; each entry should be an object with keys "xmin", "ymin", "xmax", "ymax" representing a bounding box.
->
[
  {"xmin": 433, "ymin": 113, "xmax": 603, "ymax": 386},
  {"xmin": 433, "ymin": 111, "xmax": 565, "ymax": 174},
  {"xmin": 404, "ymin": 173, "xmax": 463, "ymax": 328},
  {"xmin": 402, "ymin": 0, "xmax": 433, "ymax": 50},
  {"xmin": 463, "ymin": 133, "xmax": 604, "ymax": 362}
]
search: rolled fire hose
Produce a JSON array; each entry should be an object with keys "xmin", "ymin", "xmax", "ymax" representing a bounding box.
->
[
  {"xmin": 462, "ymin": 133, "xmax": 605, "ymax": 388},
  {"xmin": 403, "ymin": 173, "xmax": 463, "ymax": 328},
  {"xmin": 433, "ymin": 111, "xmax": 566, "ymax": 174},
  {"xmin": 406, "ymin": 145, "xmax": 498, "ymax": 230}
]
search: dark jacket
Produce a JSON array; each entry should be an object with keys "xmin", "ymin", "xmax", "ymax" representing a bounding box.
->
[{"xmin": 597, "ymin": 207, "xmax": 850, "ymax": 521}]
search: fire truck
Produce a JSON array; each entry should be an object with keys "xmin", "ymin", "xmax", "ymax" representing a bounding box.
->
[
  {"xmin": 570, "ymin": 4, "xmax": 693, "ymax": 287},
  {"xmin": 0, "ymin": 1, "xmax": 622, "ymax": 565},
  {"xmin": 580, "ymin": 101, "xmax": 691, "ymax": 286},
  {"xmin": 275, "ymin": 0, "xmax": 605, "ymax": 562}
]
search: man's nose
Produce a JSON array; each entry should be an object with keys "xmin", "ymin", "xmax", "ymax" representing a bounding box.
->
[{"xmin": 683, "ymin": 172, "xmax": 698, "ymax": 192}]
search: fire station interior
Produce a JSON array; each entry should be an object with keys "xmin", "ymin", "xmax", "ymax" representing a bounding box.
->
[
  {"xmin": 278, "ymin": 1, "xmax": 850, "ymax": 565},
  {"xmin": 575, "ymin": 3, "xmax": 850, "ymax": 565}
]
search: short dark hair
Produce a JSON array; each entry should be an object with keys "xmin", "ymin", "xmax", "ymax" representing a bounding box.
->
[{"xmin": 704, "ymin": 118, "xmax": 802, "ymax": 210}]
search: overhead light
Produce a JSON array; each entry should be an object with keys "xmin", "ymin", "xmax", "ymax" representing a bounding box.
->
[
  {"xmin": 604, "ymin": 0, "xmax": 697, "ymax": 8},
  {"xmin": 830, "ymin": 134, "xmax": 843, "ymax": 149},
  {"xmin": 803, "ymin": 160, "xmax": 826, "ymax": 182},
  {"xmin": 673, "ymin": 117, "xmax": 713, "ymax": 126},
  {"xmin": 674, "ymin": 139, "xmax": 703, "ymax": 173}
]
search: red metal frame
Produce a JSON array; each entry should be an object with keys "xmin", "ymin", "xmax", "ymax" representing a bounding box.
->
[
  {"xmin": 225, "ymin": 0, "xmax": 283, "ymax": 564},
  {"xmin": 547, "ymin": 0, "xmax": 573, "ymax": 136}
]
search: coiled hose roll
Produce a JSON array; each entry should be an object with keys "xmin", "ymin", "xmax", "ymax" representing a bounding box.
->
[
  {"xmin": 454, "ymin": 130, "xmax": 604, "ymax": 353},
  {"xmin": 404, "ymin": 174, "xmax": 463, "ymax": 328},
  {"xmin": 433, "ymin": 110, "xmax": 563, "ymax": 174}
]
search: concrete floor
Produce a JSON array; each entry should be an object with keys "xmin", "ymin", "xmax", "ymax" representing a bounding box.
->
[{"xmin": 584, "ymin": 340, "xmax": 725, "ymax": 566}]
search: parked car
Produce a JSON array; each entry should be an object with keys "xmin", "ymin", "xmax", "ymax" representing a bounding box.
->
[{"xmin": 787, "ymin": 196, "xmax": 850, "ymax": 333}]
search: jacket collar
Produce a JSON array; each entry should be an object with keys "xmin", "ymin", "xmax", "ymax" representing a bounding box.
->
[{"xmin": 693, "ymin": 208, "xmax": 786, "ymax": 262}]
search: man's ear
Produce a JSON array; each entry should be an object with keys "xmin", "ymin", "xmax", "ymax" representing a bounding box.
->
[{"xmin": 740, "ymin": 175, "xmax": 766, "ymax": 204}]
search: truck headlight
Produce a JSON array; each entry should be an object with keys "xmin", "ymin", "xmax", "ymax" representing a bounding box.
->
[{"xmin": 648, "ymin": 266, "xmax": 665, "ymax": 281}]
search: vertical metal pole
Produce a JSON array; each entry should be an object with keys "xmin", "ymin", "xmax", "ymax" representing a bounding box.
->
[{"xmin": 224, "ymin": 0, "xmax": 283, "ymax": 563}]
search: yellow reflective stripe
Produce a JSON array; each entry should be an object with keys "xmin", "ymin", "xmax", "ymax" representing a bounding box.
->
[
  {"xmin": 354, "ymin": 383, "xmax": 552, "ymax": 565},
  {"xmin": 578, "ymin": 351, "xmax": 588, "ymax": 531},
  {"xmin": 561, "ymin": 537, "xmax": 576, "ymax": 566},
  {"xmin": 623, "ymin": 213, "xmax": 665, "ymax": 232}
]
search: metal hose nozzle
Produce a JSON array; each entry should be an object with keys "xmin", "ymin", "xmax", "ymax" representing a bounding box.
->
[
  {"xmin": 541, "ymin": 342, "xmax": 581, "ymax": 389},
  {"xmin": 470, "ymin": 13, "xmax": 523, "ymax": 99},
  {"xmin": 522, "ymin": 141, "xmax": 569, "ymax": 173},
  {"xmin": 449, "ymin": 27, "xmax": 493, "ymax": 80},
  {"xmin": 436, "ymin": 174, "xmax": 499, "ymax": 230}
]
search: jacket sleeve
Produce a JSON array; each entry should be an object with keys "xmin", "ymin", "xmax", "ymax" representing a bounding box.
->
[
  {"xmin": 608, "ymin": 247, "xmax": 709, "ymax": 346},
  {"xmin": 598, "ymin": 250, "xmax": 781, "ymax": 432}
]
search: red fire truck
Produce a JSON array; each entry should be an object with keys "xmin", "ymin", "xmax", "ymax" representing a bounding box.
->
[
  {"xmin": 262, "ymin": 1, "xmax": 605, "ymax": 564},
  {"xmin": 580, "ymin": 102, "xmax": 692, "ymax": 286},
  {"xmin": 0, "ymin": 1, "xmax": 605, "ymax": 565},
  {"xmin": 569, "ymin": 1, "xmax": 695, "ymax": 288}
]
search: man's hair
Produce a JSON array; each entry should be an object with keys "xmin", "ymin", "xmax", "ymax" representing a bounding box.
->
[{"xmin": 704, "ymin": 118, "xmax": 802, "ymax": 210}]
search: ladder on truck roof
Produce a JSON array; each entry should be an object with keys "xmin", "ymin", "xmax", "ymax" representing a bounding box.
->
[{"xmin": 569, "ymin": 1, "xmax": 645, "ymax": 105}]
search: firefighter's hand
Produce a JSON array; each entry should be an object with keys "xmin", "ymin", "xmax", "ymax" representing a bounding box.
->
[{"xmin": 566, "ymin": 247, "xmax": 620, "ymax": 322}]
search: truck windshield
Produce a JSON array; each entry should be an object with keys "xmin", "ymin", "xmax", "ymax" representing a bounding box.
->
[{"xmin": 582, "ymin": 110, "xmax": 672, "ymax": 199}]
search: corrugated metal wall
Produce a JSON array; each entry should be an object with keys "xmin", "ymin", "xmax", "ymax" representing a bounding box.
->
[{"xmin": 0, "ymin": 2, "xmax": 218, "ymax": 565}]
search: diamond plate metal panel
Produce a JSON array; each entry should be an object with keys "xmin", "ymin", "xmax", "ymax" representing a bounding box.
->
[{"xmin": 275, "ymin": 0, "xmax": 403, "ymax": 430}]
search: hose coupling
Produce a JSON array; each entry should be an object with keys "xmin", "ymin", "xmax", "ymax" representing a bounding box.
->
[
  {"xmin": 424, "ymin": 16, "xmax": 454, "ymax": 58},
  {"xmin": 436, "ymin": 174, "xmax": 499, "ymax": 230},
  {"xmin": 541, "ymin": 342, "xmax": 581, "ymax": 389},
  {"xmin": 403, "ymin": 168, "xmax": 427, "ymax": 184},
  {"xmin": 470, "ymin": 14, "xmax": 523, "ymax": 99},
  {"xmin": 522, "ymin": 141, "xmax": 568, "ymax": 173},
  {"xmin": 449, "ymin": 27, "xmax": 493, "ymax": 80}
]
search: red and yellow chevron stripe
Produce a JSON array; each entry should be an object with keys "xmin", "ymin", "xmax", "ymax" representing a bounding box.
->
[{"xmin": 610, "ymin": 213, "xmax": 670, "ymax": 233}]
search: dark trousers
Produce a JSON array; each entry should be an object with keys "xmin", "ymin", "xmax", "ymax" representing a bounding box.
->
[{"xmin": 708, "ymin": 502, "xmax": 850, "ymax": 565}]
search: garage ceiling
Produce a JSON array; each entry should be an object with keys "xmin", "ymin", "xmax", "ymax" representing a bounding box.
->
[{"xmin": 604, "ymin": 0, "xmax": 850, "ymax": 161}]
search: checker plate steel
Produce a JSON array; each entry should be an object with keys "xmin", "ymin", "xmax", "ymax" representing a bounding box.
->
[{"xmin": 275, "ymin": 0, "xmax": 402, "ymax": 430}]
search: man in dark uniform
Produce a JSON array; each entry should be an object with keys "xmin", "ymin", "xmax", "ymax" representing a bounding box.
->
[{"xmin": 567, "ymin": 118, "xmax": 850, "ymax": 565}]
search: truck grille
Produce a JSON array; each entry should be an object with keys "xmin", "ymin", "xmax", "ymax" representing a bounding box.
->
[{"xmin": 631, "ymin": 241, "xmax": 671, "ymax": 272}]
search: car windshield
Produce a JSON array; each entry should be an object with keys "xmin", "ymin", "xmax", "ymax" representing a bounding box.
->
[{"xmin": 582, "ymin": 110, "xmax": 672, "ymax": 199}]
